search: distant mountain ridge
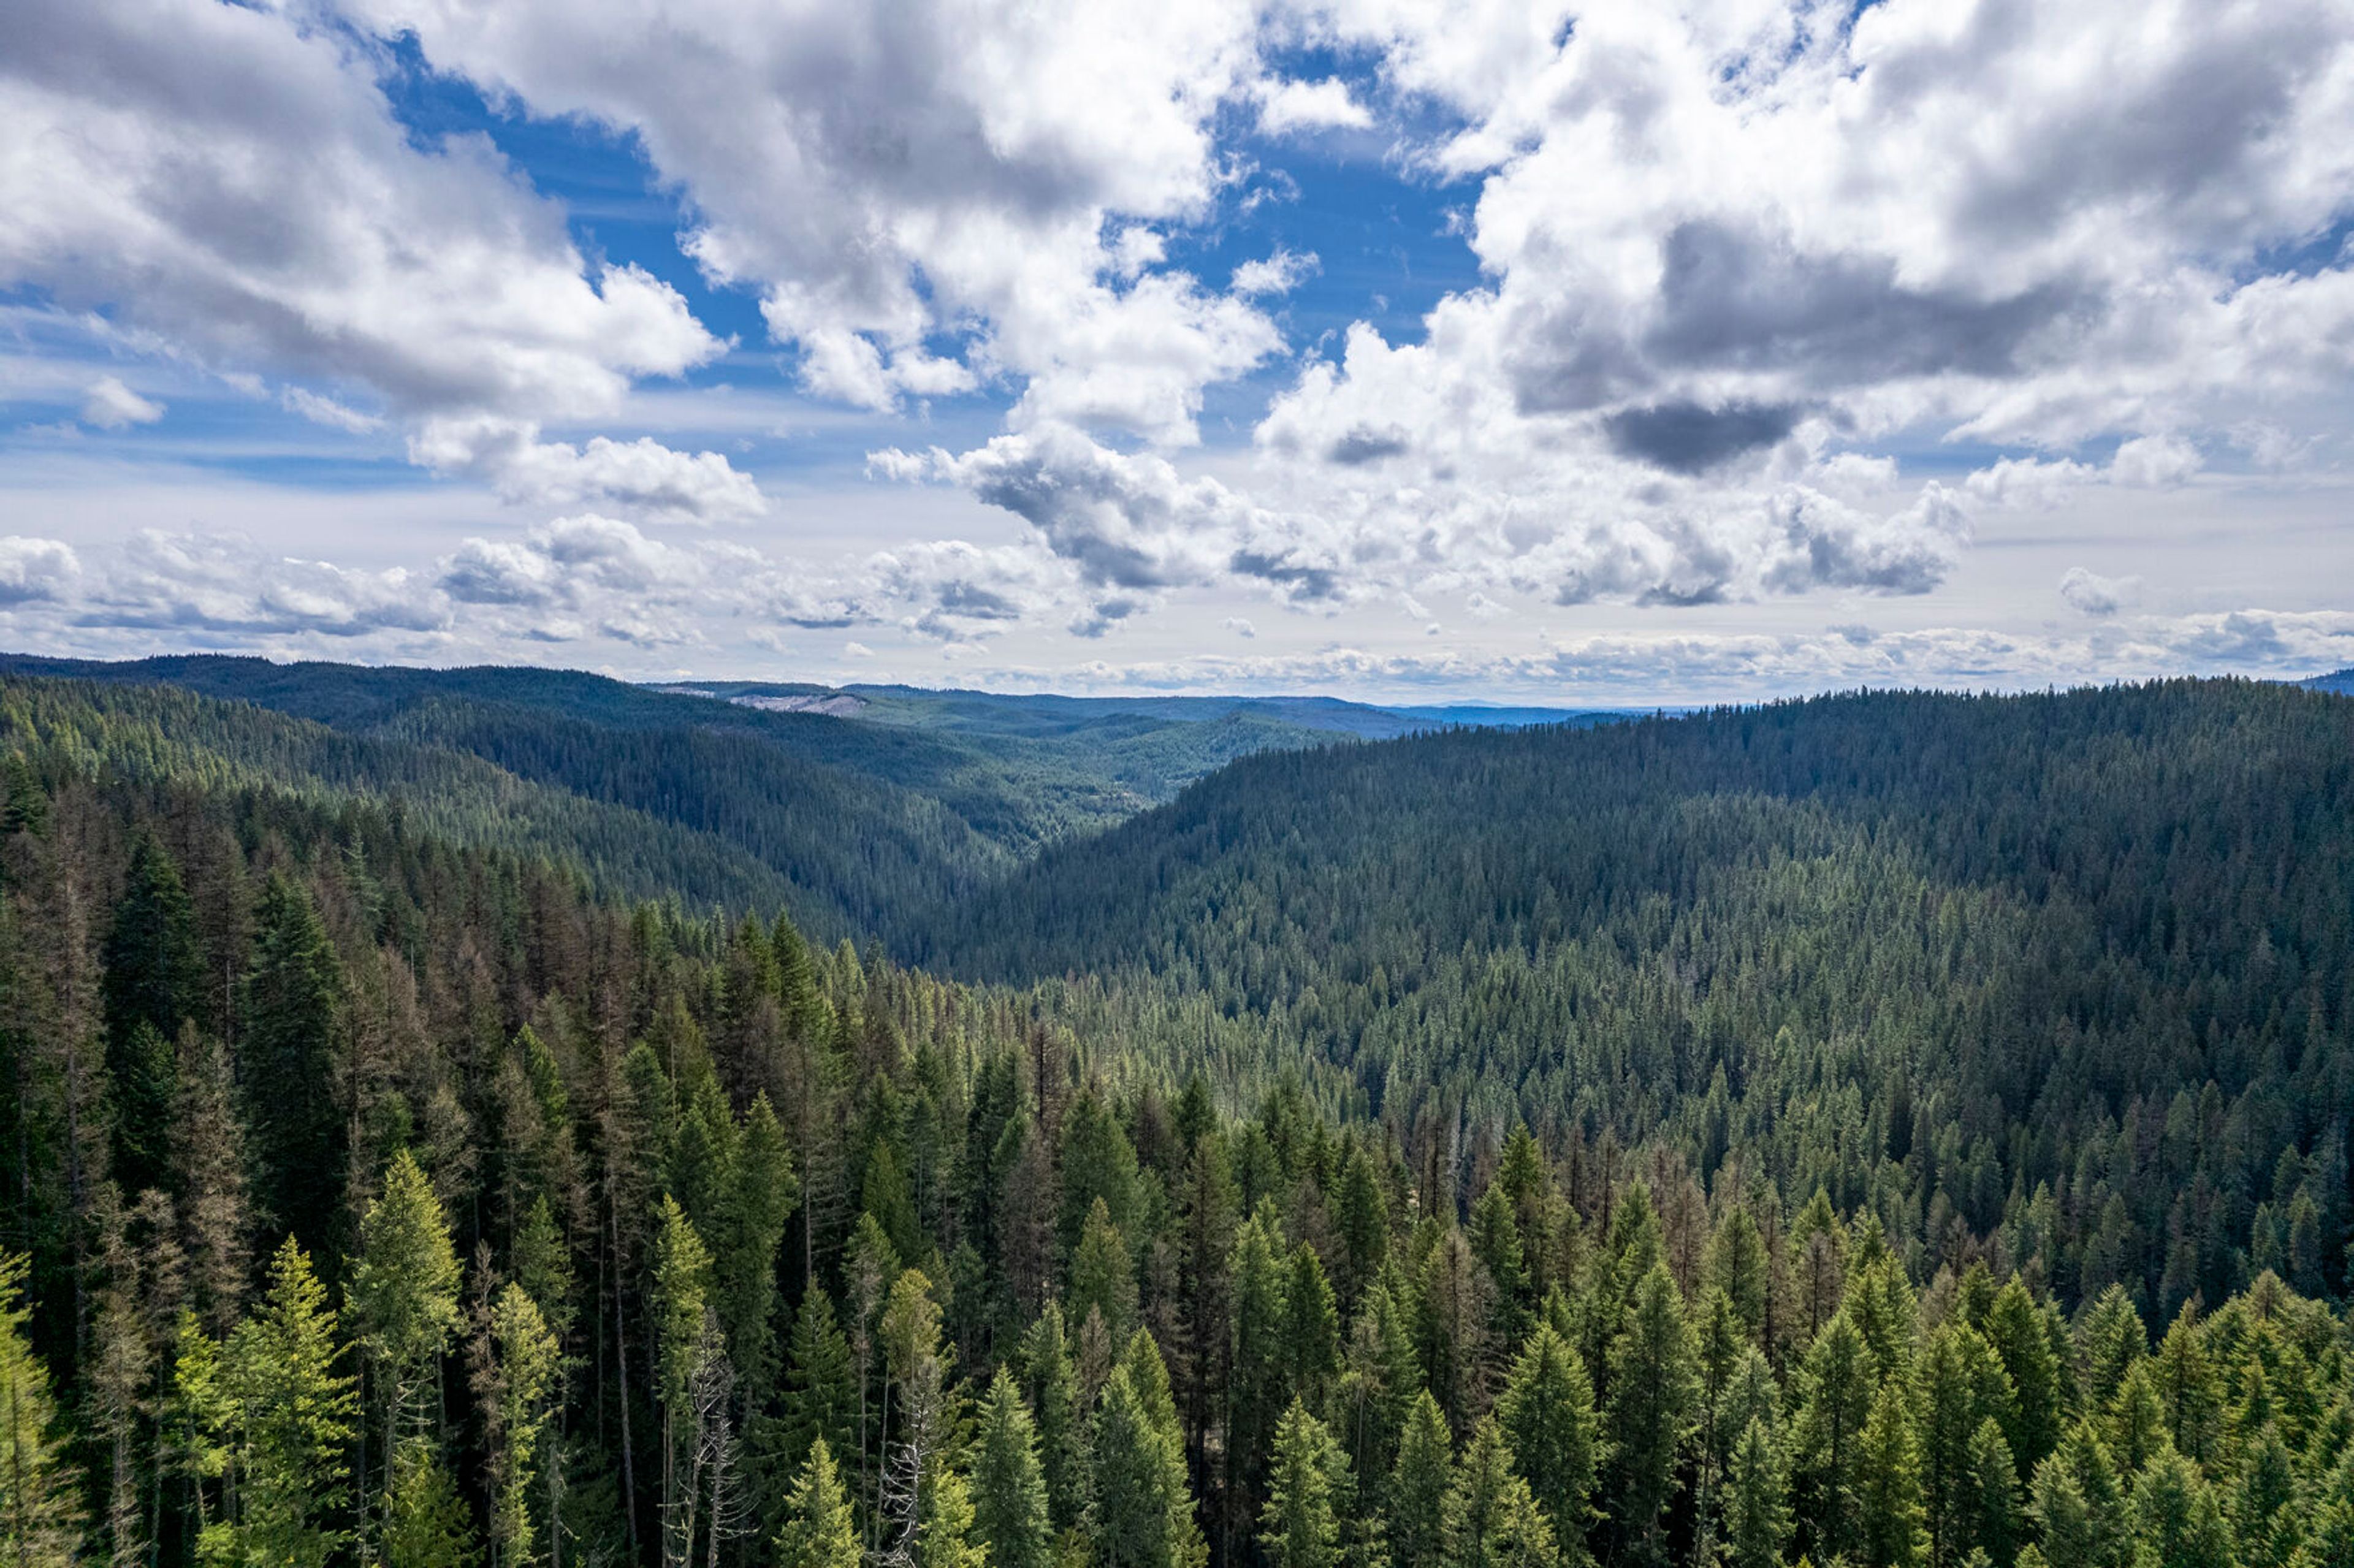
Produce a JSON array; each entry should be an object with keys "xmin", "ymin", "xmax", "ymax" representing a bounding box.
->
[
  {"xmin": 2301, "ymin": 666, "xmax": 2354, "ymax": 695},
  {"xmin": 0, "ymin": 653, "xmax": 1628, "ymax": 934}
]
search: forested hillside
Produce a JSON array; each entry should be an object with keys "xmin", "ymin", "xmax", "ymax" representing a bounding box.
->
[{"xmin": 0, "ymin": 669, "xmax": 2349, "ymax": 1568}]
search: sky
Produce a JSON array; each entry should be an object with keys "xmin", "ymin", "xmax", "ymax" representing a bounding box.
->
[{"xmin": 4, "ymin": 0, "xmax": 2354, "ymax": 704}]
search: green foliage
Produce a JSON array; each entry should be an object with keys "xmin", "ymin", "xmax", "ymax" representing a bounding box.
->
[
  {"xmin": 974, "ymin": 1369, "xmax": 1054, "ymax": 1568},
  {"xmin": 777, "ymin": 1439, "xmax": 861, "ymax": 1568},
  {"xmin": 0, "ymin": 1254, "xmax": 81, "ymax": 1567}
]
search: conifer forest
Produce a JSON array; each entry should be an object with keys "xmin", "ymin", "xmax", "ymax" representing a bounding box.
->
[{"xmin": 2, "ymin": 661, "xmax": 2353, "ymax": 1568}]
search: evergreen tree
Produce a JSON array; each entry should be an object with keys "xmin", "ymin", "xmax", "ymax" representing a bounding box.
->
[
  {"xmin": 1495, "ymin": 1322, "xmax": 1597, "ymax": 1561},
  {"xmin": 776, "ymin": 1439, "xmax": 861, "ymax": 1568},
  {"xmin": 774, "ymin": 1287, "xmax": 856, "ymax": 1481},
  {"xmin": 1604, "ymin": 1262, "xmax": 1697, "ymax": 1568},
  {"xmin": 477, "ymin": 1282, "xmax": 561, "ymax": 1568},
  {"xmin": 1263, "ymin": 1399, "xmax": 1349, "ymax": 1568},
  {"xmin": 973, "ymin": 1369, "xmax": 1053, "ymax": 1568},
  {"xmin": 2127, "ymin": 1447, "xmax": 2231, "ymax": 1568},
  {"xmin": 220, "ymin": 1238, "xmax": 360, "ymax": 1568},
  {"xmin": 1071, "ymin": 1197, "xmax": 1138, "ymax": 1346},
  {"xmin": 1796, "ymin": 1310, "xmax": 1876, "ymax": 1564},
  {"xmin": 0, "ymin": 1254, "xmax": 81, "ymax": 1567},
  {"xmin": 1859, "ymin": 1376, "xmax": 1928, "ymax": 1568},
  {"xmin": 349, "ymin": 1149, "xmax": 465, "ymax": 1467},
  {"xmin": 1090, "ymin": 1365, "xmax": 1206, "ymax": 1568},
  {"xmin": 242, "ymin": 875, "xmax": 345, "ymax": 1252},
  {"xmin": 101, "ymin": 834, "xmax": 200, "ymax": 1194},
  {"xmin": 1021, "ymin": 1303, "xmax": 1084, "ymax": 1531},
  {"xmin": 1723, "ymin": 1416, "xmax": 1790, "ymax": 1568},
  {"xmin": 1441, "ymin": 1418, "xmax": 1553, "ymax": 1568},
  {"xmin": 383, "ymin": 1441, "xmax": 481, "ymax": 1568},
  {"xmin": 1390, "ymin": 1391, "xmax": 1455, "ymax": 1568},
  {"xmin": 1281, "ymin": 1244, "xmax": 1342, "ymax": 1407}
]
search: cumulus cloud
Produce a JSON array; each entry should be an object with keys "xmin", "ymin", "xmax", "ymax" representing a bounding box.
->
[
  {"xmin": 76, "ymin": 531, "xmax": 443, "ymax": 639},
  {"xmin": 339, "ymin": 0, "xmax": 1284, "ymax": 443},
  {"xmin": 80, "ymin": 376, "xmax": 164, "ymax": 430},
  {"xmin": 412, "ymin": 419, "xmax": 767, "ymax": 524},
  {"xmin": 2, "ymin": 0, "xmax": 727, "ymax": 484},
  {"xmin": 2060, "ymin": 568, "xmax": 2143, "ymax": 617},
  {"xmin": 1230, "ymin": 248, "xmax": 1320, "ymax": 298},
  {"xmin": 1251, "ymin": 77, "xmax": 1374, "ymax": 135},
  {"xmin": 0, "ymin": 538, "xmax": 82, "ymax": 605}
]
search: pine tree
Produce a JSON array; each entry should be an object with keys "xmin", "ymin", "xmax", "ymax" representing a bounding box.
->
[
  {"xmin": 774, "ymin": 1287, "xmax": 856, "ymax": 1482},
  {"xmin": 2024, "ymin": 1455, "xmax": 2098, "ymax": 1568},
  {"xmin": 973, "ymin": 1369, "xmax": 1053, "ymax": 1568},
  {"xmin": 170, "ymin": 1025, "xmax": 251, "ymax": 1337},
  {"xmin": 1441, "ymin": 1418, "xmax": 1553, "ymax": 1568},
  {"xmin": 2127, "ymin": 1447, "xmax": 2231, "ymax": 1568},
  {"xmin": 650, "ymin": 1197, "xmax": 722, "ymax": 1568},
  {"xmin": 1090, "ymin": 1364, "xmax": 1206, "ymax": 1568},
  {"xmin": 1795, "ymin": 1309, "xmax": 1875, "ymax": 1564},
  {"xmin": 1262, "ymin": 1399, "xmax": 1348, "ymax": 1568},
  {"xmin": 1604, "ymin": 1262, "xmax": 1697, "ymax": 1568},
  {"xmin": 349, "ymin": 1149, "xmax": 465, "ymax": 1472},
  {"xmin": 1391, "ymin": 1391, "xmax": 1455, "ymax": 1568},
  {"xmin": 101, "ymin": 834, "xmax": 200, "ymax": 1195},
  {"xmin": 223, "ymin": 1238, "xmax": 360, "ymax": 1568},
  {"xmin": 1070, "ymin": 1198, "xmax": 1138, "ymax": 1347},
  {"xmin": 1230, "ymin": 1212, "xmax": 1291, "ymax": 1537},
  {"xmin": 1495, "ymin": 1322, "xmax": 1596, "ymax": 1561},
  {"xmin": 775, "ymin": 1439, "xmax": 861, "ymax": 1568},
  {"xmin": 1723, "ymin": 1415, "xmax": 1790, "ymax": 1568},
  {"xmin": 1858, "ymin": 1376, "xmax": 1927, "ymax": 1568},
  {"xmin": 242, "ymin": 875, "xmax": 345, "ymax": 1254},
  {"xmin": 477, "ymin": 1282, "xmax": 561, "ymax": 1568},
  {"xmin": 1019, "ymin": 1303, "xmax": 1084, "ymax": 1531},
  {"xmin": 0, "ymin": 1253, "xmax": 82, "ymax": 1567},
  {"xmin": 383, "ymin": 1441, "xmax": 481, "ymax": 1568},
  {"xmin": 1281, "ymin": 1244, "xmax": 1341, "ymax": 1407},
  {"xmin": 1983, "ymin": 1282, "xmax": 2063, "ymax": 1480},
  {"xmin": 1965, "ymin": 1417, "xmax": 2019, "ymax": 1568}
]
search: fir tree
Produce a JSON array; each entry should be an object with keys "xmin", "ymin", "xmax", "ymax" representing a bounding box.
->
[
  {"xmin": 242, "ymin": 875, "xmax": 345, "ymax": 1253},
  {"xmin": 223, "ymin": 1238, "xmax": 360, "ymax": 1568},
  {"xmin": 383, "ymin": 1441, "xmax": 481, "ymax": 1568},
  {"xmin": 1604, "ymin": 1262, "xmax": 1697, "ymax": 1568},
  {"xmin": 1723, "ymin": 1415, "xmax": 1790, "ymax": 1568},
  {"xmin": 973, "ymin": 1369, "xmax": 1053, "ymax": 1568},
  {"xmin": 1495, "ymin": 1321, "xmax": 1597, "ymax": 1561},
  {"xmin": 1858, "ymin": 1376, "xmax": 1927, "ymax": 1568},
  {"xmin": 1090, "ymin": 1365, "xmax": 1206, "ymax": 1568},
  {"xmin": 0, "ymin": 1254, "xmax": 82, "ymax": 1567},
  {"xmin": 775, "ymin": 1439, "xmax": 861, "ymax": 1568},
  {"xmin": 101, "ymin": 834, "xmax": 200, "ymax": 1194},
  {"xmin": 349, "ymin": 1149, "xmax": 465, "ymax": 1467},
  {"xmin": 1390, "ymin": 1391, "xmax": 1455, "ymax": 1568},
  {"xmin": 1262, "ymin": 1399, "xmax": 1348, "ymax": 1568},
  {"xmin": 1441, "ymin": 1418, "xmax": 1553, "ymax": 1568}
]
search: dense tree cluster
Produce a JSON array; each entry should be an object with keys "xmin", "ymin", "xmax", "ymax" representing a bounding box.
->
[{"xmin": 0, "ymin": 672, "xmax": 2347, "ymax": 1568}]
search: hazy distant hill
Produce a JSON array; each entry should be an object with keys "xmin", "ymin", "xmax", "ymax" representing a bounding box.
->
[{"xmin": 2303, "ymin": 666, "xmax": 2354, "ymax": 694}]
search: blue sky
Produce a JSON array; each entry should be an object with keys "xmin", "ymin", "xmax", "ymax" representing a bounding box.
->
[{"xmin": 4, "ymin": 0, "xmax": 2353, "ymax": 700}]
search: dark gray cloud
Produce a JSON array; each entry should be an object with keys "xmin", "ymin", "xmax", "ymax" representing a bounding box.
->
[
  {"xmin": 1644, "ymin": 220, "xmax": 2089, "ymax": 384},
  {"xmin": 1327, "ymin": 424, "xmax": 1411, "ymax": 465},
  {"xmin": 1602, "ymin": 399, "xmax": 1801, "ymax": 474}
]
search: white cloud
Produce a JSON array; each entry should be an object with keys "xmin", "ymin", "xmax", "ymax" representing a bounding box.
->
[
  {"xmin": 410, "ymin": 418, "xmax": 766, "ymax": 523},
  {"xmin": 2060, "ymin": 567, "xmax": 2143, "ymax": 617},
  {"xmin": 341, "ymin": 0, "xmax": 1283, "ymax": 443},
  {"xmin": 3, "ymin": 0, "xmax": 725, "ymax": 481},
  {"xmin": 281, "ymin": 387, "xmax": 381, "ymax": 434},
  {"xmin": 80, "ymin": 376, "xmax": 164, "ymax": 430},
  {"xmin": 0, "ymin": 538, "xmax": 81, "ymax": 604},
  {"xmin": 1230, "ymin": 248, "xmax": 1321, "ymax": 297},
  {"xmin": 1251, "ymin": 77, "xmax": 1374, "ymax": 135}
]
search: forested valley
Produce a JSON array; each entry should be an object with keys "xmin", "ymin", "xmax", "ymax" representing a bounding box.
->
[{"xmin": 1, "ymin": 666, "xmax": 2352, "ymax": 1568}]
